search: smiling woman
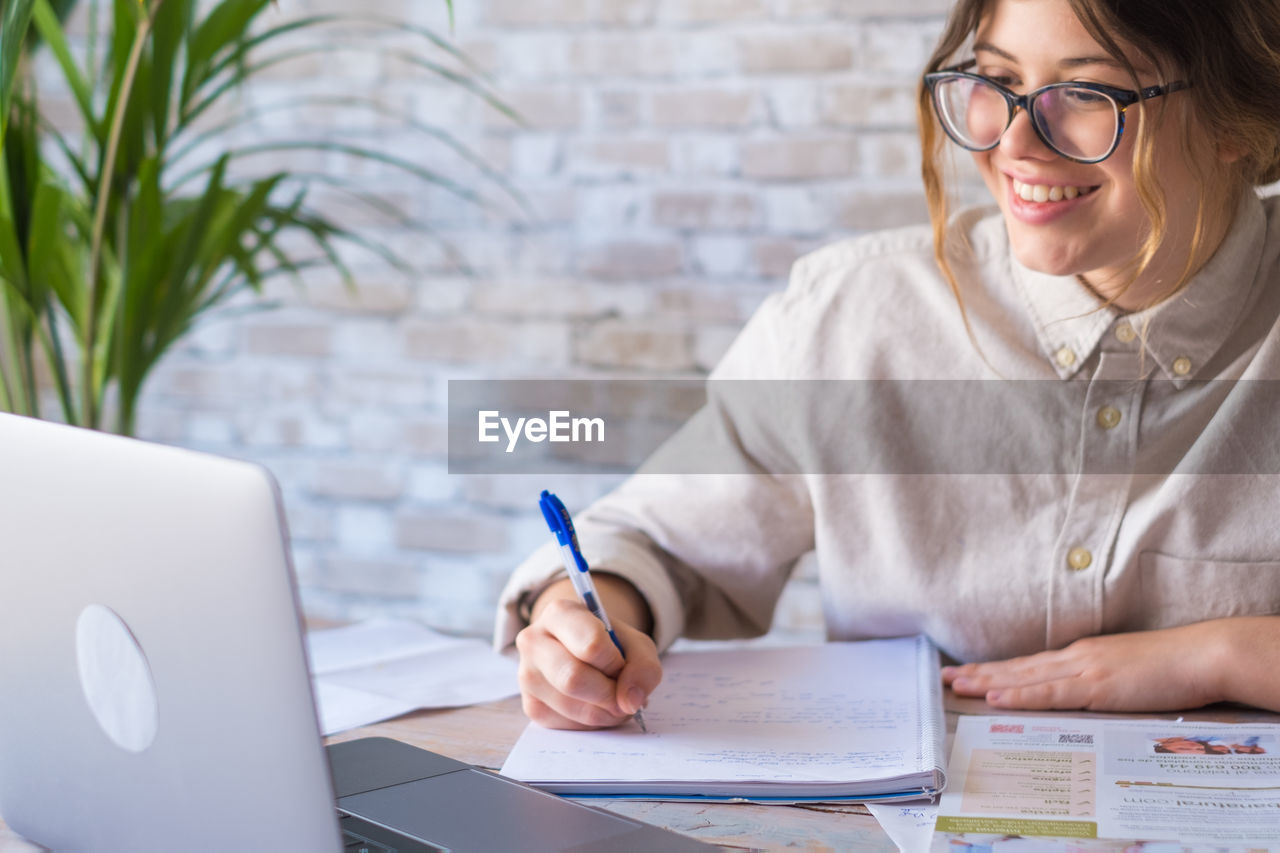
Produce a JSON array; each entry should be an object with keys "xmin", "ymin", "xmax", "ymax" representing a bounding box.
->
[
  {"xmin": 498, "ymin": 0, "xmax": 1280, "ymax": 733},
  {"xmin": 921, "ymin": 0, "xmax": 1280, "ymax": 313}
]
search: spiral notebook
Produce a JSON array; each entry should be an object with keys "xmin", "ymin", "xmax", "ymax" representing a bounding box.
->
[{"xmin": 501, "ymin": 635, "xmax": 946, "ymax": 803}]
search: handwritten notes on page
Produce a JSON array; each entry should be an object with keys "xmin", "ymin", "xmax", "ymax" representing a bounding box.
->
[
  {"xmin": 501, "ymin": 636, "xmax": 945, "ymax": 801},
  {"xmin": 307, "ymin": 618, "xmax": 518, "ymax": 735},
  {"xmin": 867, "ymin": 802, "xmax": 939, "ymax": 853}
]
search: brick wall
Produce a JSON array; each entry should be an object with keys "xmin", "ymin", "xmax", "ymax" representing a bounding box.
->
[{"xmin": 101, "ymin": 0, "xmax": 980, "ymax": 638}]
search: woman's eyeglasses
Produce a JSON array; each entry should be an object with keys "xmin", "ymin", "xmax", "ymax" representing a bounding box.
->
[{"xmin": 923, "ymin": 61, "xmax": 1190, "ymax": 164}]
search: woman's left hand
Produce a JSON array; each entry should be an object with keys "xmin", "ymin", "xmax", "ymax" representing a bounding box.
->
[{"xmin": 941, "ymin": 619, "xmax": 1263, "ymax": 712}]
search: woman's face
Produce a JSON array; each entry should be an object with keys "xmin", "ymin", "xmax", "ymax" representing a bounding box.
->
[{"xmin": 969, "ymin": 0, "xmax": 1217, "ymax": 306}]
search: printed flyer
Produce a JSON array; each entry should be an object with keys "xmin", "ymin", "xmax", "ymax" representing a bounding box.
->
[{"xmin": 931, "ymin": 716, "xmax": 1280, "ymax": 852}]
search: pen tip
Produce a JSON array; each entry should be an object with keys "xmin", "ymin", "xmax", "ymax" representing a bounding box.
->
[{"xmin": 634, "ymin": 710, "xmax": 648, "ymax": 733}]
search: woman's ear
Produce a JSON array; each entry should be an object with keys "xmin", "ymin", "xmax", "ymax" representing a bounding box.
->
[{"xmin": 1217, "ymin": 137, "xmax": 1246, "ymax": 164}]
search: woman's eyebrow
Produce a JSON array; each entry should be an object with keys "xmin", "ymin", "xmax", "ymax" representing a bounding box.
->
[{"xmin": 973, "ymin": 41, "xmax": 1127, "ymax": 70}]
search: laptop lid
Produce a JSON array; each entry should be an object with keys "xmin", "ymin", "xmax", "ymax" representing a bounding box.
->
[{"xmin": 0, "ymin": 413, "xmax": 342, "ymax": 852}]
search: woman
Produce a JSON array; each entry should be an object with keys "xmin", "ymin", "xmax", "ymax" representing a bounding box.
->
[{"xmin": 498, "ymin": 0, "xmax": 1280, "ymax": 730}]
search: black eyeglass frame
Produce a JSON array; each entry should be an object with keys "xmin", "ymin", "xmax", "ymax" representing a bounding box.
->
[{"xmin": 923, "ymin": 60, "xmax": 1191, "ymax": 164}]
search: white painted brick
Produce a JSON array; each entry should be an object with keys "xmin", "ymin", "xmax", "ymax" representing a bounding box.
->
[
  {"xmin": 669, "ymin": 135, "xmax": 739, "ymax": 176},
  {"xmin": 337, "ymin": 505, "xmax": 397, "ymax": 552},
  {"xmin": 821, "ymin": 81, "xmax": 918, "ymax": 128},
  {"xmin": 651, "ymin": 89, "xmax": 758, "ymax": 129},
  {"xmin": 320, "ymin": 557, "xmax": 423, "ymax": 599},
  {"xmin": 283, "ymin": 502, "xmax": 336, "ymax": 543},
  {"xmin": 570, "ymin": 34, "xmax": 644, "ymax": 77},
  {"xmin": 577, "ymin": 185, "xmax": 649, "ymax": 228},
  {"xmin": 406, "ymin": 463, "xmax": 459, "ymax": 503},
  {"xmin": 187, "ymin": 414, "xmax": 236, "ymax": 446},
  {"xmin": 402, "ymin": 318, "xmax": 573, "ymax": 366},
  {"xmin": 403, "ymin": 418, "xmax": 450, "ymax": 458},
  {"xmin": 692, "ymin": 235, "xmax": 751, "ymax": 277},
  {"xmin": 657, "ymin": 0, "xmax": 768, "ymax": 24},
  {"xmin": 397, "ymin": 511, "xmax": 512, "ymax": 553},
  {"xmin": 592, "ymin": 0, "xmax": 659, "ymax": 27},
  {"xmin": 512, "ymin": 135, "xmax": 564, "ymax": 176},
  {"xmin": 762, "ymin": 186, "xmax": 833, "ymax": 235},
  {"xmin": 333, "ymin": 319, "xmax": 404, "ymax": 361},
  {"xmin": 655, "ymin": 287, "xmax": 744, "ymax": 322},
  {"xmin": 566, "ymin": 138, "xmax": 669, "ymax": 179},
  {"xmin": 473, "ymin": 279, "xmax": 653, "ymax": 319},
  {"xmin": 577, "ymin": 239, "xmax": 685, "ymax": 280},
  {"xmin": 237, "ymin": 412, "xmax": 345, "ymax": 450},
  {"xmin": 575, "ymin": 318, "xmax": 693, "ymax": 370},
  {"xmin": 856, "ymin": 21, "xmax": 945, "ymax": 74},
  {"xmin": 311, "ymin": 460, "xmax": 405, "ymax": 501},
  {"xmin": 738, "ymin": 33, "xmax": 854, "ymax": 74},
  {"xmin": 486, "ymin": 0, "xmax": 589, "ymax": 26},
  {"xmin": 647, "ymin": 33, "xmax": 737, "ymax": 77},
  {"xmin": 753, "ymin": 236, "xmax": 826, "ymax": 278},
  {"xmin": 652, "ymin": 190, "xmax": 758, "ymax": 230},
  {"xmin": 592, "ymin": 90, "xmax": 643, "ymax": 129},
  {"xmin": 326, "ymin": 367, "xmax": 435, "ymax": 409},
  {"xmin": 857, "ymin": 131, "xmax": 924, "ymax": 179},
  {"xmin": 347, "ymin": 412, "xmax": 404, "ymax": 454},
  {"xmin": 498, "ymin": 33, "xmax": 574, "ymax": 79},
  {"xmin": 764, "ymin": 80, "xmax": 821, "ymax": 129},
  {"xmin": 304, "ymin": 278, "xmax": 414, "ymax": 316},
  {"xmin": 693, "ymin": 325, "xmax": 742, "ymax": 371},
  {"xmin": 741, "ymin": 136, "xmax": 858, "ymax": 180},
  {"xmin": 840, "ymin": 188, "xmax": 930, "ymax": 230},
  {"xmin": 413, "ymin": 277, "xmax": 474, "ymax": 316}
]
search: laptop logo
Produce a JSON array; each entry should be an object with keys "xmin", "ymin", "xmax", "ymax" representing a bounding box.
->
[{"xmin": 75, "ymin": 604, "xmax": 159, "ymax": 752}]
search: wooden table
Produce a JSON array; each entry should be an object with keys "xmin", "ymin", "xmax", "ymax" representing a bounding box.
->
[{"xmin": 3, "ymin": 693, "xmax": 1275, "ymax": 851}]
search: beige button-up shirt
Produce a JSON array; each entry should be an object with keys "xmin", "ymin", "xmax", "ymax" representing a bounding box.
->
[{"xmin": 496, "ymin": 192, "xmax": 1280, "ymax": 664}]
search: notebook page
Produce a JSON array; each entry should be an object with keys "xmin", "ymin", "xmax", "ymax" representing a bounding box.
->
[{"xmin": 502, "ymin": 637, "xmax": 929, "ymax": 787}]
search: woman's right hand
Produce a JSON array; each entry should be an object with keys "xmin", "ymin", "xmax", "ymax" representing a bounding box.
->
[{"xmin": 514, "ymin": 576, "xmax": 663, "ymax": 730}]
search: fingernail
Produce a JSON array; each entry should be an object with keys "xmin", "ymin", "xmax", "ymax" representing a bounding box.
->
[
  {"xmin": 952, "ymin": 677, "xmax": 970, "ymax": 690},
  {"xmin": 940, "ymin": 666, "xmax": 955, "ymax": 675},
  {"xmin": 987, "ymin": 690, "xmax": 1002, "ymax": 703},
  {"xmin": 627, "ymin": 687, "xmax": 646, "ymax": 712}
]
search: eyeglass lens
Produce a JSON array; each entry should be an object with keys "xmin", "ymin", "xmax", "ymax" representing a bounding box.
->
[{"xmin": 933, "ymin": 76, "xmax": 1120, "ymax": 161}]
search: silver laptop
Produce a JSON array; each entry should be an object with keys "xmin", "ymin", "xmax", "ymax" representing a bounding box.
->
[{"xmin": 0, "ymin": 413, "xmax": 712, "ymax": 852}]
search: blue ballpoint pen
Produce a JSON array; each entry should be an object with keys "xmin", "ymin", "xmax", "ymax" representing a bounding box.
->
[{"xmin": 538, "ymin": 489, "xmax": 648, "ymax": 733}]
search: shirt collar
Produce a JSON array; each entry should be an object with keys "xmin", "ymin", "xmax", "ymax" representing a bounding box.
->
[{"xmin": 1012, "ymin": 191, "xmax": 1267, "ymax": 387}]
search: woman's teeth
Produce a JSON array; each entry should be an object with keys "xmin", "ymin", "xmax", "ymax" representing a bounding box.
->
[{"xmin": 1012, "ymin": 179, "xmax": 1097, "ymax": 203}]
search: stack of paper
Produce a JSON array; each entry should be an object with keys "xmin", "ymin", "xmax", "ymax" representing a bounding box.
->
[{"xmin": 307, "ymin": 619, "xmax": 519, "ymax": 735}]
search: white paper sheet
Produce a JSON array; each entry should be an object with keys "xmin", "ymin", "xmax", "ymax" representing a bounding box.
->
[
  {"xmin": 307, "ymin": 618, "xmax": 519, "ymax": 735},
  {"xmin": 867, "ymin": 802, "xmax": 938, "ymax": 853}
]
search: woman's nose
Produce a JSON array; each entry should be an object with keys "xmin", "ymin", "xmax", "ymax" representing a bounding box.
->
[{"xmin": 998, "ymin": 106, "xmax": 1058, "ymax": 161}]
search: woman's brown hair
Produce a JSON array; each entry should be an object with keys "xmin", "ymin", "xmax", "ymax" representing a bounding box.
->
[{"xmin": 918, "ymin": 0, "xmax": 1280, "ymax": 314}]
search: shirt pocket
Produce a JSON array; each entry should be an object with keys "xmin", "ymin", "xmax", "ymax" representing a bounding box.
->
[{"xmin": 1136, "ymin": 551, "xmax": 1280, "ymax": 630}]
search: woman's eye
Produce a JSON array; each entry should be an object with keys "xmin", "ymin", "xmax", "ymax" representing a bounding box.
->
[{"xmin": 1062, "ymin": 87, "xmax": 1111, "ymax": 106}]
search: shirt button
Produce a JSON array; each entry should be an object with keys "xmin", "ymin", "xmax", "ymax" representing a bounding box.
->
[
  {"xmin": 1172, "ymin": 356, "xmax": 1192, "ymax": 376},
  {"xmin": 1114, "ymin": 323, "xmax": 1137, "ymax": 343},
  {"xmin": 1096, "ymin": 406, "xmax": 1121, "ymax": 430},
  {"xmin": 1055, "ymin": 347, "xmax": 1077, "ymax": 368},
  {"xmin": 1067, "ymin": 547, "xmax": 1093, "ymax": 571}
]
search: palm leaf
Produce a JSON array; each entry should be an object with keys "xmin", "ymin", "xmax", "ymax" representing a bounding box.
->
[{"xmin": 0, "ymin": 0, "xmax": 36, "ymax": 144}]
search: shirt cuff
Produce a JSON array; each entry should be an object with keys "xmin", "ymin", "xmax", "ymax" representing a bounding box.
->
[{"xmin": 493, "ymin": 534, "xmax": 687, "ymax": 655}]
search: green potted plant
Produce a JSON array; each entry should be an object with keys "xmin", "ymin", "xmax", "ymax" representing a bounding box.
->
[{"xmin": 0, "ymin": 0, "xmax": 516, "ymax": 434}]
